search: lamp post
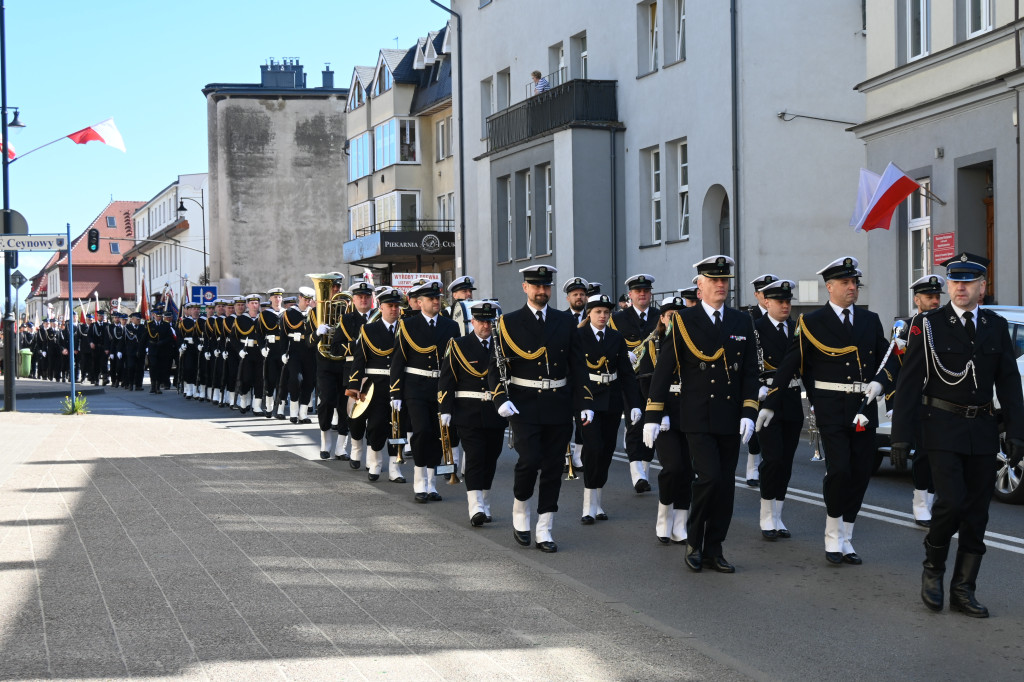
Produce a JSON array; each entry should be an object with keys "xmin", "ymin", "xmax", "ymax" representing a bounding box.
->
[{"xmin": 177, "ymin": 191, "xmax": 207, "ymax": 285}]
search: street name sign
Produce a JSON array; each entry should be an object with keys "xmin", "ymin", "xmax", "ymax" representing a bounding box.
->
[{"xmin": 0, "ymin": 234, "xmax": 67, "ymax": 251}]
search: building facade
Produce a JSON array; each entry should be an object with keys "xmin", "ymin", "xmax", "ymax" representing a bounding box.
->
[
  {"xmin": 341, "ymin": 26, "xmax": 458, "ymax": 291},
  {"xmin": 854, "ymin": 0, "xmax": 1022, "ymax": 323},
  {"xmin": 204, "ymin": 61, "xmax": 349, "ymax": 295},
  {"xmin": 453, "ymin": 0, "xmax": 869, "ymax": 309}
]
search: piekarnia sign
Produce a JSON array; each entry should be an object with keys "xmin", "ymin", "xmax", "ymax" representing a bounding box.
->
[{"xmin": 379, "ymin": 231, "xmax": 455, "ymax": 256}]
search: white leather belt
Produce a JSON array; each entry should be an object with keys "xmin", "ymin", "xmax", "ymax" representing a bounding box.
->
[
  {"xmin": 510, "ymin": 376, "xmax": 567, "ymax": 390},
  {"xmin": 814, "ymin": 380, "xmax": 867, "ymax": 393},
  {"xmin": 365, "ymin": 368, "xmax": 389, "ymax": 376},
  {"xmin": 455, "ymin": 390, "xmax": 491, "ymax": 401},
  {"xmin": 289, "ymin": 332, "xmax": 302, "ymax": 342},
  {"xmin": 588, "ymin": 371, "xmax": 618, "ymax": 384},
  {"xmin": 185, "ymin": 338, "xmax": 194, "ymax": 344},
  {"xmin": 670, "ymin": 383, "xmax": 681, "ymax": 393},
  {"xmin": 405, "ymin": 367, "xmax": 440, "ymax": 378},
  {"xmin": 266, "ymin": 335, "xmax": 279, "ymax": 342},
  {"xmin": 242, "ymin": 339, "xmax": 257, "ymax": 347},
  {"xmin": 767, "ymin": 377, "xmax": 801, "ymax": 389}
]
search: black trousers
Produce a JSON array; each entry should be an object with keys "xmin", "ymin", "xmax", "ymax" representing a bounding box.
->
[
  {"xmin": 819, "ymin": 424, "xmax": 876, "ymax": 521},
  {"xmin": 656, "ymin": 427, "xmax": 693, "ymax": 509},
  {"xmin": 263, "ymin": 351, "xmax": 286, "ymax": 400},
  {"xmin": 236, "ymin": 352, "xmax": 264, "ymax": 396},
  {"xmin": 461, "ymin": 424, "xmax": 505, "ymax": 491},
  {"xmin": 364, "ymin": 383, "xmax": 393, "ymax": 451},
  {"xmin": 180, "ymin": 348, "xmax": 199, "ymax": 386},
  {"xmin": 581, "ymin": 409, "xmax": 620, "ymax": 489},
  {"xmin": 288, "ymin": 347, "xmax": 317, "ymax": 404},
  {"xmin": 685, "ymin": 432, "xmax": 741, "ymax": 558},
  {"xmin": 510, "ymin": 420, "xmax": 573, "ymax": 514},
  {"xmin": 912, "ymin": 451, "xmax": 934, "ymax": 492},
  {"xmin": 926, "ymin": 450, "xmax": 997, "ymax": 555},
  {"xmin": 758, "ymin": 416, "xmax": 803, "ymax": 500},
  {"xmin": 624, "ymin": 411, "xmax": 654, "ymax": 464},
  {"xmin": 90, "ymin": 348, "xmax": 107, "ymax": 382},
  {"xmin": 408, "ymin": 395, "xmax": 442, "ymax": 467},
  {"xmin": 316, "ymin": 359, "xmax": 347, "ymax": 431}
]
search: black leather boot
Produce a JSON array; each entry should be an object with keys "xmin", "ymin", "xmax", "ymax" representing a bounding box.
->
[
  {"xmin": 921, "ymin": 539, "xmax": 948, "ymax": 612},
  {"xmin": 949, "ymin": 552, "xmax": 988, "ymax": 618}
]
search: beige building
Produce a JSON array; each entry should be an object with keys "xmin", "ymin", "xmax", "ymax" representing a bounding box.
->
[{"xmin": 342, "ymin": 26, "xmax": 458, "ymax": 289}]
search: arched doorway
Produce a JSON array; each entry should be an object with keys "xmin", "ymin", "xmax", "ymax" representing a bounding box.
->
[{"xmin": 702, "ymin": 184, "xmax": 731, "ymax": 256}]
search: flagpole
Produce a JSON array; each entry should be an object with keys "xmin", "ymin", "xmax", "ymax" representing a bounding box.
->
[
  {"xmin": 66, "ymin": 222, "xmax": 76, "ymax": 402},
  {"xmin": 6, "ymin": 135, "xmax": 67, "ymax": 164}
]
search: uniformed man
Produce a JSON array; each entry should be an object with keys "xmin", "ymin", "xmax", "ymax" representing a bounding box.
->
[
  {"xmin": 439, "ymin": 300, "xmax": 509, "ymax": 525},
  {"xmin": 259, "ymin": 287, "xmax": 288, "ymax": 419},
  {"xmin": 489, "ymin": 265, "xmax": 578, "ymax": 553},
  {"xmin": 19, "ymin": 323, "xmax": 35, "ymax": 378},
  {"xmin": 562, "ymin": 275, "xmax": 590, "ymax": 473},
  {"xmin": 160, "ymin": 309, "xmax": 179, "ymax": 389},
  {"xmin": 207, "ymin": 299, "xmax": 227, "ymax": 403},
  {"xmin": 753, "ymin": 279, "xmax": 803, "ymax": 540},
  {"xmin": 145, "ymin": 306, "xmax": 172, "ymax": 393},
  {"xmin": 88, "ymin": 308, "xmax": 109, "ymax": 385},
  {"xmin": 234, "ymin": 294, "xmax": 265, "ymax": 414},
  {"xmin": 573, "ymin": 293, "xmax": 642, "ymax": 525},
  {"xmin": 285, "ymin": 288, "xmax": 317, "ymax": 424},
  {"xmin": 390, "ymin": 280, "xmax": 460, "ymax": 502},
  {"xmin": 448, "ymin": 275, "xmax": 476, "ymax": 316},
  {"xmin": 757, "ymin": 256, "xmax": 889, "ymax": 566},
  {"xmin": 346, "ymin": 286, "xmax": 407, "ymax": 483},
  {"xmin": 745, "ymin": 274, "xmax": 779, "ymax": 488},
  {"xmin": 891, "ymin": 253, "xmax": 1024, "ymax": 617},
  {"xmin": 643, "ymin": 256, "xmax": 758, "ymax": 573},
  {"xmin": 339, "ymin": 280, "xmax": 376, "ymax": 468},
  {"xmin": 178, "ymin": 302, "xmax": 203, "ymax": 399},
  {"xmin": 222, "ymin": 296, "xmax": 246, "ymax": 407},
  {"xmin": 610, "ymin": 274, "xmax": 660, "ymax": 493},
  {"xmin": 677, "ymin": 284, "xmax": 700, "ymax": 307},
  {"xmin": 123, "ymin": 311, "xmax": 144, "ymax": 390}
]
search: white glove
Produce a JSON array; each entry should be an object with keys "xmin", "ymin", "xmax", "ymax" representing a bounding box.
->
[
  {"xmin": 238, "ymin": 350, "xmax": 247, "ymax": 358},
  {"xmin": 642, "ymin": 423, "xmax": 660, "ymax": 448},
  {"xmin": 205, "ymin": 352, "xmax": 211, "ymax": 360},
  {"xmin": 317, "ymin": 324, "xmax": 330, "ymax": 336},
  {"xmin": 758, "ymin": 385, "xmax": 769, "ymax": 402},
  {"xmin": 497, "ymin": 400, "xmax": 519, "ymax": 418},
  {"xmin": 894, "ymin": 337, "xmax": 907, "ymax": 352},
  {"xmin": 580, "ymin": 409, "xmax": 595, "ymax": 424},
  {"xmin": 630, "ymin": 408, "xmax": 642, "ymax": 425},
  {"xmin": 659, "ymin": 415, "xmax": 670, "ymax": 432},
  {"xmin": 198, "ymin": 344, "xmax": 204, "ymax": 351},
  {"xmin": 628, "ymin": 350, "xmax": 638, "ymax": 365},
  {"xmin": 41, "ymin": 351, "xmax": 46, "ymax": 357},
  {"xmin": 885, "ymin": 409, "xmax": 893, "ymax": 420},
  {"xmin": 864, "ymin": 380, "xmax": 884, "ymax": 403},
  {"xmin": 390, "ymin": 399, "xmax": 403, "ymax": 412},
  {"xmin": 739, "ymin": 417, "xmax": 755, "ymax": 444},
  {"xmin": 281, "ymin": 354, "xmax": 289, "ymax": 365},
  {"xmin": 116, "ymin": 352, "xmax": 122, "ymax": 359},
  {"xmin": 852, "ymin": 413, "xmax": 870, "ymax": 429},
  {"xmin": 261, "ymin": 347, "xmax": 270, "ymax": 358},
  {"xmin": 439, "ymin": 413, "xmax": 452, "ymax": 427},
  {"xmin": 755, "ymin": 408, "xmax": 775, "ymax": 431},
  {"xmin": 214, "ymin": 349, "xmax": 221, "ymax": 357},
  {"xmin": 179, "ymin": 344, "xmax": 187, "ymax": 353}
]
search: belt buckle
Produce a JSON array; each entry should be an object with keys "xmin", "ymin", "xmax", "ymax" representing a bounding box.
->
[
  {"xmin": 851, "ymin": 382, "xmax": 864, "ymax": 393},
  {"xmin": 964, "ymin": 405, "xmax": 978, "ymax": 418},
  {"xmin": 540, "ymin": 379, "xmax": 551, "ymax": 390},
  {"xmin": 600, "ymin": 374, "xmax": 612, "ymax": 385}
]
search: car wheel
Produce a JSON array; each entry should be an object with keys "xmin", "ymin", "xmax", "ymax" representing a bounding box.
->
[{"xmin": 994, "ymin": 445, "xmax": 1024, "ymax": 505}]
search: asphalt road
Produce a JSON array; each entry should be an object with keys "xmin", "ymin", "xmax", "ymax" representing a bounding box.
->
[{"xmin": 62, "ymin": 390, "xmax": 1024, "ymax": 681}]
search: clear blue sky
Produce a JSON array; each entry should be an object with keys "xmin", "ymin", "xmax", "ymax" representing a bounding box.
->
[{"xmin": 2, "ymin": 0, "xmax": 451, "ymax": 309}]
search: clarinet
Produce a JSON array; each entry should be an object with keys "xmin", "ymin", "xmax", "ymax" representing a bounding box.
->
[
  {"xmin": 493, "ymin": 322, "xmax": 516, "ymax": 450},
  {"xmin": 752, "ymin": 323, "xmax": 774, "ymax": 384}
]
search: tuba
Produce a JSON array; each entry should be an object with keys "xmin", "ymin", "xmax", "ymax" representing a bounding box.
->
[{"xmin": 307, "ymin": 273, "xmax": 348, "ymax": 360}]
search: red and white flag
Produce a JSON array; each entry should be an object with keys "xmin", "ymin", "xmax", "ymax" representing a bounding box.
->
[
  {"xmin": 1, "ymin": 135, "xmax": 14, "ymax": 160},
  {"xmin": 139, "ymin": 278, "xmax": 150, "ymax": 321},
  {"xmin": 849, "ymin": 163, "xmax": 920, "ymax": 232},
  {"xmin": 67, "ymin": 118, "xmax": 126, "ymax": 153}
]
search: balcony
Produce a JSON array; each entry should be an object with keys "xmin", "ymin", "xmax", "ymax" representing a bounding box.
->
[
  {"xmin": 486, "ymin": 79, "xmax": 618, "ymax": 154},
  {"xmin": 354, "ymin": 218, "xmax": 454, "ymax": 239}
]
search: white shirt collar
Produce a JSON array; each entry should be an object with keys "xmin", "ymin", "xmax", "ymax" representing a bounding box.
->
[
  {"xmin": 767, "ymin": 313, "xmax": 788, "ymax": 327},
  {"xmin": 828, "ymin": 300, "xmax": 852, "ymax": 322},
  {"xmin": 632, "ymin": 305, "xmax": 650, "ymax": 318},
  {"xmin": 590, "ymin": 324, "xmax": 607, "ymax": 339},
  {"xmin": 701, "ymin": 300, "xmax": 725, "ymax": 323},
  {"xmin": 526, "ymin": 301, "xmax": 549, "ymax": 317},
  {"xmin": 950, "ymin": 302, "xmax": 980, "ymax": 322},
  {"xmin": 474, "ymin": 333, "xmax": 490, "ymax": 345},
  {"xmin": 759, "ymin": 304, "xmax": 768, "ymax": 316},
  {"xmin": 421, "ymin": 311, "xmax": 438, "ymax": 324}
]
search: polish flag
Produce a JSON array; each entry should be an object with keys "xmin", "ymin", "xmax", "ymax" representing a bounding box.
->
[
  {"xmin": 139, "ymin": 278, "xmax": 150, "ymax": 321},
  {"xmin": 66, "ymin": 118, "xmax": 126, "ymax": 153},
  {"xmin": 1, "ymin": 136, "xmax": 14, "ymax": 160},
  {"xmin": 849, "ymin": 163, "xmax": 920, "ymax": 232}
]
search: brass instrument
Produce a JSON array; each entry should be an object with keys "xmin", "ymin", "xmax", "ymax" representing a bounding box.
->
[
  {"xmin": 565, "ymin": 442, "xmax": 577, "ymax": 480},
  {"xmin": 307, "ymin": 273, "xmax": 348, "ymax": 360},
  {"xmin": 632, "ymin": 326, "xmax": 662, "ymax": 373},
  {"xmin": 388, "ymin": 406, "xmax": 406, "ymax": 463},
  {"xmin": 437, "ymin": 415, "xmax": 456, "ymax": 477}
]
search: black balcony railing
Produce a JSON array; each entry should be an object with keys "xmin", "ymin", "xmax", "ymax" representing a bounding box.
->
[
  {"xmin": 486, "ymin": 79, "xmax": 618, "ymax": 153},
  {"xmin": 354, "ymin": 218, "xmax": 454, "ymax": 239}
]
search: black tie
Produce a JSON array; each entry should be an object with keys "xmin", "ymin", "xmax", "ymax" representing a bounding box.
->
[
  {"xmin": 597, "ymin": 330, "xmax": 604, "ymax": 343},
  {"xmin": 778, "ymin": 321, "xmax": 786, "ymax": 337},
  {"xmin": 429, "ymin": 318, "xmax": 435, "ymax": 328},
  {"xmin": 713, "ymin": 310, "xmax": 721, "ymax": 332},
  {"xmin": 964, "ymin": 311, "xmax": 976, "ymax": 340},
  {"xmin": 388, "ymin": 324, "xmax": 394, "ymax": 336},
  {"xmin": 364, "ymin": 313, "xmax": 369, "ymax": 323},
  {"xmin": 842, "ymin": 308, "xmax": 853, "ymax": 332},
  {"xmin": 481, "ymin": 339, "xmax": 489, "ymax": 351},
  {"xmin": 536, "ymin": 310, "xmax": 544, "ymax": 324},
  {"xmin": 639, "ymin": 311, "xmax": 646, "ymax": 324},
  {"xmin": 575, "ymin": 313, "xmax": 581, "ymax": 325}
]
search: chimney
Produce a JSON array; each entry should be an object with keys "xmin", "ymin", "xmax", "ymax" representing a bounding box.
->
[{"xmin": 322, "ymin": 63, "xmax": 334, "ymax": 89}]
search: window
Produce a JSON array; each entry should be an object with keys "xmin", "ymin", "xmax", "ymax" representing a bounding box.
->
[
  {"xmin": 649, "ymin": 2, "xmax": 660, "ymax": 72},
  {"xmin": 497, "ymin": 68, "xmax": 511, "ymax": 110},
  {"xmin": 542, "ymin": 165, "xmax": 554, "ymax": 255},
  {"xmin": 106, "ymin": 216, "xmax": 116, "ymax": 228},
  {"xmin": 907, "ymin": 178, "xmax": 932, "ymax": 310},
  {"xmin": 651, "ymin": 149, "xmax": 662, "ymax": 243},
  {"xmin": 524, "ymin": 170, "xmax": 533, "ymax": 258},
  {"xmin": 497, "ymin": 176, "xmax": 512, "ymax": 262},
  {"xmin": 579, "ymin": 35, "xmax": 588, "ymax": 79},
  {"xmin": 447, "ymin": 192, "xmax": 456, "ymax": 226},
  {"xmin": 437, "ymin": 195, "xmax": 449, "ymax": 223},
  {"xmin": 677, "ymin": 141, "xmax": 689, "ymax": 239},
  {"xmin": 375, "ymin": 119, "xmax": 418, "ymax": 169},
  {"xmin": 480, "ymin": 77, "xmax": 493, "ymax": 138},
  {"xmin": 674, "ymin": 0, "xmax": 686, "ymax": 61},
  {"xmin": 348, "ymin": 82, "xmax": 365, "ymax": 110},
  {"xmin": 399, "ymin": 120, "xmax": 418, "ymax": 163},
  {"xmin": 967, "ymin": 0, "xmax": 993, "ymax": 38},
  {"xmin": 349, "ymin": 132, "xmax": 371, "ymax": 180},
  {"xmin": 638, "ymin": 1, "xmax": 659, "ymax": 74},
  {"xmin": 436, "ymin": 116, "xmax": 452, "ymax": 160},
  {"xmin": 349, "ymin": 202, "xmax": 373, "ymax": 238},
  {"xmin": 374, "ymin": 191, "xmax": 419, "ymax": 231},
  {"xmin": 373, "ymin": 64, "xmax": 393, "ymax": 97},
  {"xmin": 907, "ymin": 0, "xmax": 930, "ymax": 61},
  {"xmin": 109, "ymin": 243, "xmax": 120, "ymax": 254}
]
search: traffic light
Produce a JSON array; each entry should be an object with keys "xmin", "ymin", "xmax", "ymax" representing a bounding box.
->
[{"xmin": 87, "ymin": 228, "xmax": 100, "ymax": 252}]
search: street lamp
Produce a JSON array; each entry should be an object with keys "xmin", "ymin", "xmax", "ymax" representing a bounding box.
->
[{"xmin": 177, "ymin": 192, "xmax": 207, "ymax": 285}]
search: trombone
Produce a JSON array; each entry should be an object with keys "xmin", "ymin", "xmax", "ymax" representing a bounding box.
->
[
  {"xmin": 437, "ymin": 415, "xmax": 458, "ymax": 481},
  {"xmin": 388, "ymin": 406, "xmax": 406, "ymax": 463}
]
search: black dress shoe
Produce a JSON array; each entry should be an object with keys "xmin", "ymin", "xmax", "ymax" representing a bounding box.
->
[
  {"xmin": 264, "ymin": 411, "xmax": 274, "ymax": 419},
  {"xmin": 471, "ymin": 512, "xmax": 487, "ymax": 527},
  {"xmin": 427, "ymin": 492, "xmax": 442, "ymax": 502},
  {"xmin": 595, "ymin": 512, "xmax": 608, "ymax": 521},
  {"xmin": 334, "ymin": 453, "xmax": 350, "ymax": 461},
  {"xmin": 536, "ymin": 541, "xmax": 557, "ymax": 553},
  {"xmin": 390, "ymin": 476, "xmax": 406, "ymax": 484},
  {"xmin": 368, "ymin": 473, "xmax": 379, "ymax": 482},
  {"xmin": 657, "ymin": 536, "xmax": 670, "ymax": 545},
  {"xmin": 290, "ymin": 417, "xmax": 298, "ymax": 424},
  {"xmin": 485, "ymin": 515, "xmax": 493, "ymax": 523},
  {"xmin": 238, "ymin": 407, "xmax": 249, "ymax": 414},
  {"xmin": 300, "ymin": 418, "xmax": 312, "ymax": 424},
  {"xmin": 776, "ymin": 528, "xmax": 791, "ymax": 539},
  {"xmin": 319, "ymin": 451, "xmax": 330, "ymax": 460},
  {"xmin": 634, "ymin": 479, "xmax": 652, "ymax": 494},
  {"xmin": 915, "ymin": 519, "xmax": 931, "ymax": 528},
  {"xmin": 762, "ymin": 529, "xmax": 778, "ymax": 540},
  {"xmin": 708, "ymin": 556, "xmax": 736, "ymax": 573},
  {"xmin": 513, "ymin": 529, "xmax": 531, "ymax": 546},
  {"xmin": 414, "ymin": 492, "xmax": 428, "ymax": 503},
  {"xmin": 825, "ymin": 552, "xmax": 844, "ymax": 565},
  {"xmin": 684, "ymin": 546, "xmax": 702, "ymax": 572},
  {"xmin": 746, "ymin": 478, "xmax": 759, "ymax": 487},
  {"xmin": 842, "ymin": 553, "xmax": 862, "ymax": 565},
  {"xmin": 275, "ymin": 414, "xmax": 285, "ymax": 420},
  {"xmin": 349, "ymin": 460, "xmax": 360, "ymax": 469},
  {"xmin": 580, "ymin": 515, "xmax": 595, "ymax": 525}
]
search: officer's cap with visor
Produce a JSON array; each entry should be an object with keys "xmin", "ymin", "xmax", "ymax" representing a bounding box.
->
[
  {"xmin": 660, "ymin": 295, "xmax": 686, "ymax": 312},
  {"xmin": 761, "ymin": 279, "xmax": 796, "ymax": 301},
  {"xmin": 585, "ymin": 294, "xmax": 615, "ymax": 311},
  {"xmin": 448, "ymin": 275, "xmax": 476, "ymax": 294},
  {"xmin": 817, "ymin": 256, "xmax": 859, "ymax": 282},
  {"xmin": 677, "ymin": 286, "xmax": 699, "ymax": 302},
  {"xmin": 409, "ymin": 280, "xmax": 443, "ymax": 298},
  {"xmin": 349, "ymin": 281, "xmax": 374, "ymax": 296},
  {"xmin": 750, "ymin": 274, "xmax": 779, "ymax": 291},
  {"xmin": 561, "ymin": 276, "xmax": 589, "ymax": 295},
  {"xmin": 376, "ymin": 286, "xmax": 404, "ymax": 305},
  {"xmin": 942, "ymin": 252, "xmax": 989, "ymax": 282},
  {"xmin": 520, "ymin": 264, "xmax": 557, "ymax": 285},
  {"xmin": 910, "ymin": 274, "xmax": 946, "ymax": 294},
  {"xmin": 625, "ymin": 274, "xmax": 655, "ymax": 290},
  {"xmin": 694, "ymin": 255, "xmax": 735, "ymax": 278},
  {"xmin": 470, "ymin": 300, "xmax": 500, "ymax": 321}
]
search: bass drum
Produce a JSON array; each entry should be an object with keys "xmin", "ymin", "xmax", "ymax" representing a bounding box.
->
[{"xmin": 451, "ymin": 299, "xmax": 502, "ymax": 336}]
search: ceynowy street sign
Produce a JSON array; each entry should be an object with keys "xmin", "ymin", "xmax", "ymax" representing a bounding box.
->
[{"xmin": 0, "ymin": 234, "xmax": 67, "ymax": 251}]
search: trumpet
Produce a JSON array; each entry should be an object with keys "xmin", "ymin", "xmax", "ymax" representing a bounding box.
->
[
  {"xmin": 437, "ymin": 415, "xmax": 457, "ymax": 480},
  {"xmin": 807, "ymin": 405, "xmax": 824, "ymax": 462},
  {"xmin": 565, "ymin": 442, "xmax": 578, "ymax": 481},
  {"xmin": 388, "ymin": 406, "xmax": 406, "ymax": 463}
]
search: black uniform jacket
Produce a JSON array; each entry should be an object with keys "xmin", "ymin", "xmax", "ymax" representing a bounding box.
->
[
  {"xmin": 232, "ymin": 313, "xmax": 262, "ymax": 353},
  {"xmin": 644, "ymin": 305, "xmax": 759, "ymax": 434},
  {"xmin": 488, "ymin": 304, "xmax": 577, "ymax": 425},
  {"xmin": 390, "ymin": 313, "xmax": 459, "ymax": 401},
  {"xmin": 610, "ymin": 306, "xmax": 660, "ymax": 350},
  {"xmin": 891, "ymin": 304, "xmax": 1024, "ymax": 454},
  {"xmin": 572, "ymin": 325, "xmax": 642, "ymax": 415},
  {"xmin": 347, "ymin": 319, "xmax": 396, "ymax": 394},
  {"xmin": 259, "ymin": 309, "xmax": 285, "ymax": 353},
  {"xmin": 756, "ymin": 315, "xmax": 803, "ymax": 423},
  {"xmin": 439, "ymin": 334, "xmax": 508, "ymax": 430},
  {"xmin": 280, "ymin": 306, "xmax": 311, "ymax": 353}
]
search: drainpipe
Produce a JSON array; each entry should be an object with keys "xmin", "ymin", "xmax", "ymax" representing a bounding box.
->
[
  {"xmin": 610, "ymin": 129, "xmax": 618, "ymax": 292},
  {"xmin": 430, "ymin": 0, "xmax": 467, "ymax": 277},
  {"xmin": 1017, "ymin": 0, "xmax": 1022, "ymax": 301},
  {"xmin": 730, "ymin": 0, "xmax": 743, "ymax": 304}
]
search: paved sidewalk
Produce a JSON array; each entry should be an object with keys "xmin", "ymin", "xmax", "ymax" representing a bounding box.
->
[
  {"xmin": 0, "ymin": 376, "xmax": 106, "ymax": 409},
  {"xmin": 0, "ymin": 396, "xmax": 749, "ymax": 680}
]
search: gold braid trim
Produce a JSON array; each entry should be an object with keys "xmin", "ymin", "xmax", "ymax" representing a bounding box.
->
[
  {"xmin": 283, "ymin": 311, "xmax": 304, "ymax": 331},
  {"xmin": 764, "ymin": 359, "xmax": 777, "ymax": 371},
  {"xmin": 359, "ymin": 326, "xmax": 393, "ymax": 357},
  {"xmin": 498, "ymin": 316, "xmax": 548, "ymax": 363},
  {"xmin": 586, "ymin": 356, "xmax": 608, "ymax": 371},
  {"xmin": 398, "ymin": 319, "xmax": 437, "ymax": 354},
  {"xmin": 450, "ymin": 339, "xmax": 488, "ymax": 378},
  {"xmin": 647, "ymin": 339, "xmax": 658, "ymax": 368},
  {"xmin": 609, "ymin": 317, "xmax": 643, "ymax": 349},
  {"xmin": 234, "ymin": 317, "xmax": 256, "ymax": 336},
  {"xmin": 260, "ymin": 311, "xmax": 280, "ymax": 331},
  {"xmin": 796, "ymin": 314, "xmax": 861, "ymax": 371},
  {"xmin": 675, "ymin": 312, "xmax": 725, "ymax": 362}
]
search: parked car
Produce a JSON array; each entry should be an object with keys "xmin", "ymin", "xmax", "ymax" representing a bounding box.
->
[{"xmin": 875, "ymin": 305, "xmax": 1024, "ymax": 504}]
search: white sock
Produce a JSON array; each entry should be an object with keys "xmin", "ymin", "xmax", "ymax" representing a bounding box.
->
[
  {"xmin": 746, "ymin": 454, "xmax": 761, "ymax": 480},
  {"xmin": 252, "ymin": 398, "xmax": 263, "ymax": 414},
  {"xmin": 760, "ymin": 498, "xmax": 775, "ymax": 531},
  {"xmin": 512, "ymin": 498, "xmax": 530, "ymax": 533},
  {"xmin": 841, "ymin": 521, "xmax": 855, "ymax": 555},
  {"xmin": 426, "ymin": 468, "xmax": 438, "ymax": 494},
  {"xmin": 582, "ymin": 488, "xmax": 593, "ymax": 518},
  {"xmin": 571, "ymin": 443, "xmax": 583, "ymax": 468},
  {"xmin": 773, "ymin": 500, "xmax": 787, "ymax": 532},
  {"xmin": 413, "ymin": 466, "xmax": 426, "ymax": 493},
  {"xmin": 656, "ymin": 503, "xmax": 673, "ymax": 538},
  {"xmin": 481, "ymin": 489, "xmax": 491, "ymax": 516},
  {"xmin": 825, "ymin": 516, "xmax": 842, "ymax": 552},
  {"xmin": 350, "ymin": 438, "xmax": 365, "ymax": 465},
  {"xmin": 298, "ymin": 404, "xmax": 308, "ymax": 421},
  {"xmin": 594, "ymin": 488, "xmax": 605, "ymax": 516},
  {"xmin": 535, "ymin": 512, "xmax": 555, "ymax": 543},
  {"xmin": 389, "ymin": 455, "xmax": 403, "ymax": 480},
  {"xmin": 629, "ymin": 461, "xmax": 645, "ymax": 486},
  {"xmin": 670, "ymin": 509, "xmax": 688, "ymax": 542}
]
